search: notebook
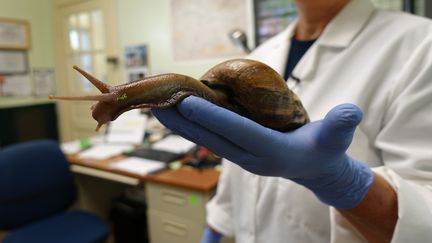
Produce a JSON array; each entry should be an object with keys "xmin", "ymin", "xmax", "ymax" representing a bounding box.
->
[
  {"xmin": 111, "ymin": 157, "xmax": 166, "ymax": 175},
  {"xmin": 124, "ymin": 147, "xmax": 183, "ymax": 162}
]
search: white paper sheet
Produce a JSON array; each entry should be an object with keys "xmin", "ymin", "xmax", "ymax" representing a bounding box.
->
[
  {"xmin": 61, "ymin": 135, "xmax": 105, "ymax": 155},
  {"xmin": 2, "ymin": 74, "xmax": 30, "ymax": 96},
  {"xmin": 77, "ymin": 144, "xmax": 133, "ymax": 160},
  {"xmin": 33, "ymin": 68, "xmax": 56, "ymax": 96},
  {"xmin": 61, "ymin": 140, "xmax": 81, "ymax": 154},
  {"xmin": 151, "ymin": 134, "xmax": 196, "ymax": 154},
  {"xmin": 0, "ymin": 51, "xmax": 27, "ymax": 73},
  {"xmin": 111, "ymin": 157, "xmax": 166, "ymax": 175},
  {"xmin": 105, "ymin": 109, "xmax": 147, "ymax": 145}
]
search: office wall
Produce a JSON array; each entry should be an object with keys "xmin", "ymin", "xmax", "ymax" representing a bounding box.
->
[
  {"xmin": 0, "ymin": 0, "xmax": 249, "ymax": 102},
  {"xmin": 0, "ymin": 0, "xmax": 245, "ymax": 91},
  {"xmin": 0, "ymin": 0, "xmax": 55, "ymax": 69},
  {"xmin": 0, "ymin": 0, "xmax": 55, "ymax": 107},
  {"xmin": 116, "ymin": 0, "xmax": 248, "ymax": 78}
]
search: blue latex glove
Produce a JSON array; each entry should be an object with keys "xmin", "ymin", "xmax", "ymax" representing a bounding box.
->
[
  {"xmin": 152, "ymin": 96, "xmax": 374, "ymax": 208},
  {"xmin": 201, "ymin": 226, "xmax": 222, "ymax": 243}
]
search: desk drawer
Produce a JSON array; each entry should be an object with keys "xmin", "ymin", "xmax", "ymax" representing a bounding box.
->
[
  {"xmin": 148, "ymin": 209, "xmax": 204, "ymax": 243},
  {"xmin": 146, "ymin": 182, "xmax": 211, "ymax": 221}
]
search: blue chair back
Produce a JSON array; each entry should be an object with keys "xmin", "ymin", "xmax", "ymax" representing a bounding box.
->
[{"xmin": 0, "ymin": 140, "xmax": 76, "ymax": 229}]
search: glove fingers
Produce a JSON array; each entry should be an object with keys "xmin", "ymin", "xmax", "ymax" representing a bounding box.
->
[
  {"xmin": 151, "ymin": 107, "xmax": 249, "ymax": 162},
  {"xmin": 319, "ymin": 104, "xmax": 363, "ymax": 150},
  {"xmin": 177, "ymin": 96, "xmax": 282, "ymax": 156}
]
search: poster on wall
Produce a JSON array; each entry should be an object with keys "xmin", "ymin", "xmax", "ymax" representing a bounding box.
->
[
  {"xmin": 0, "ymin": 74, "xmax": 30, "ymax": 96},
  {"xmin": 32, "ymin": 68, "xmax": 55, "ymax": 97},
  {"xmin": 0, "ymin": 50, "xmax": 28, "ymax": 74},
  {"xmin": 125, "ymin": 44, "xmax": 149, "ymax": 82},
  {"xmin": 170, "ymin": 0, "xmax": 249, "ymax": 61}
]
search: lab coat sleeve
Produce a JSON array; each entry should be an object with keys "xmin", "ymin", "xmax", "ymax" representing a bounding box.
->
[
  {"xmin": 330, "ymin": 167, "xmax": 432, "ymax": 243},
  {"xmin": 331, "ymin": 35, "xmax": 432, "ymax": 243},
  {"xmin": 206, "ymin": 159, "xmax": 235, "ymax": 237}
]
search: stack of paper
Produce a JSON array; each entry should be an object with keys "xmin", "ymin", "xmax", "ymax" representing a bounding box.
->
[
  {"xmin": 111, "ymin": 157, "xmax": 166, "ymax": 175},
  {"xmin": 105, "ymin": 110, "xmax": 148, "ymax": 145},
  {"xmin": 61, "ymin": 135, "xmax": 105, "ymax": 154},
  {"xmin": 77, "ymin": 144, "xmax": 133, "ymax": 160},
  {"xmin": 152, "ymin": 135, "xmax": 196, "ymax": 154},
  {"xmin": 61, "ymin": 140, "xmax": 81, "ymax": 154}
]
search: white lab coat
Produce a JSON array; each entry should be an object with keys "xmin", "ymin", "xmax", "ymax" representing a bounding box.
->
[{"xmin": 206, "ymin": 0, "xmax": 432, "ymax": 242}]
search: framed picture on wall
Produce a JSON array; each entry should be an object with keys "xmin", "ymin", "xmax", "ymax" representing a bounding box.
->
[
  {"xmin": 125, "ymin": 44, "xmax": 149, "ymax": 82},
  {"xmin": 125, "ymin": 45, "xmax": 148, "ymax": 68},
  {"xmin": 0, "ymin": 50, "xmax": 28, "ymax": 74},
  {"xmin": 0, "ymin": 18, "xmax": 31, "ymax": 50}
]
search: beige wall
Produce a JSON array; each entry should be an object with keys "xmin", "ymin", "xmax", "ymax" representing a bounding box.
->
[
  {"xmin": 0, "ymin": 0, "xmax": 55, "ymax": 70},
  {"xmin": 0, "ymin": 0, "xmax": 55, "ymax": 106},
  {"xmin": 0, "ymin": 0, "xmax": 249, "ymax": 99},
  {"xmin": 0, "ymin": 0, "xmax": 251, "ymax": 121}
]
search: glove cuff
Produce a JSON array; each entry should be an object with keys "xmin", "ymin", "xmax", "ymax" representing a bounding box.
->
[
  {"xmin": 296, "ymin": 156, "xmax": 375, "ymax": 209},
  {"xmin": 201, "ymin": 226, "xmax": 222, "ymax": 243}
]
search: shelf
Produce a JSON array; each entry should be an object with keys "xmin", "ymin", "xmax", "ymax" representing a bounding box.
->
[{"xmin": 0, "ymin": 97, "xmax": 55, "ymax": 108}]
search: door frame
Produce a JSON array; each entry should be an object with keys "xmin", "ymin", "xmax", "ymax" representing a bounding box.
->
[{"xmin": 53, "ymin": 0, "xmax": 120, "ymax": 141}]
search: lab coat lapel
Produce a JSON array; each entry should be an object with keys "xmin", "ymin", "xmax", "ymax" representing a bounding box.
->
[{"xmin": 292, "ymin": 0, "xmax": 376, "ymax": 82}]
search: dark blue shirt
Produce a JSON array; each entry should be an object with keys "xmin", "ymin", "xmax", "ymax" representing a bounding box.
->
[{"xmin": 284, "ymin": 37, "xmax": 316, "ymax": 81}]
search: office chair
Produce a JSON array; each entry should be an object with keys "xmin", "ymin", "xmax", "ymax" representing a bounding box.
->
[{"xmin": 0, "ymin": 140, "xmax": 108, "ymax": 243}]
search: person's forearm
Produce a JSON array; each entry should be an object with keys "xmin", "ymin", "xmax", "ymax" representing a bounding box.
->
[{"xmin": 338, "ymin": 173, "xmax": 398, "ymax": 243}]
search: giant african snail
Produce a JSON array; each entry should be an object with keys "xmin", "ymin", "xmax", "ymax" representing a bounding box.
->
[{"xmin": 49, "ymin": 58, "xmax": 309, "ymax": 132}]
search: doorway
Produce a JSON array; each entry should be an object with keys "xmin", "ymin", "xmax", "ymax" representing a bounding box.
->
[{"xmin": 54, "ymin": 0, "xmax": 120, "ymax": 141}]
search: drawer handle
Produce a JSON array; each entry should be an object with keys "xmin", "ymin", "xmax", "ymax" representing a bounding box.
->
[
  {"xmin": 162, "ymin": 191, "xmax": 186, "ymax": 205},
  {"xmin": 163, "ymin": 220, "xmax": 188, "ymax": 237}
]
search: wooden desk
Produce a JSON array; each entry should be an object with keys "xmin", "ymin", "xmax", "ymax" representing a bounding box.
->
[
  {"xmin": 67, "ymin": 154, "xmax": 220, "ymax": 243},
  {"xmin": 67, "ymin": 154, "xmax": 220, "ymax": 191}
]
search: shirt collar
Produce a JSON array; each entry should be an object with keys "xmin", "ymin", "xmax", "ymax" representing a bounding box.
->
[
  {"xmin": 317, "ymin": 0, "xmax": 376, "ymax": 48},
  {"xmin": 289, "ymin": 0, "xmax": 376, "ymax": 82}
]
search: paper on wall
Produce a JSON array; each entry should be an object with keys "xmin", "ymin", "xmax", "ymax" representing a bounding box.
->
[
  {"xmin": 33, "ymin": 68, "xmax": 55, "ymax": 96},
  {"xmin": 1, "ymin": 74, "xmax": 30, "ymax": 96}
]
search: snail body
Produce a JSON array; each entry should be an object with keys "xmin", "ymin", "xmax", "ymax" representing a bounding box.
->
[{"xmin": 49, "ymin": 59, "xmax": 309, "ymax": 131}]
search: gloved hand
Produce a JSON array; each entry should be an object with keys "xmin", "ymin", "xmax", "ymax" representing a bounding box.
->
[
  {"xmin": 152, "ymin": 96, "xmax": 374, "ymax": 209},
  {"xmin": 200, "ymin": 226, "xmax": 222, "ymax": 243}
]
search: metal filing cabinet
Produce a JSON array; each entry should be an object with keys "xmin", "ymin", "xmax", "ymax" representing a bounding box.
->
[{"xmin": 146, "ymin": 181, "xmax": 214, "ymax": 243}]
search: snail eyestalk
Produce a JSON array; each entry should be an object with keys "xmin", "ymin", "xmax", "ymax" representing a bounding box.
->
[
  {"xmin": 95, "ymin": 122, "xmax": 103, "ymax": 132},
  {"xmin": 49, "ymin": 66, "xmax": 117, "ymax": 102},
  {"xmin": 73, "ymin": 65, "xmax": 112, "ymax": 93},
  {"xmin": 48, "ymin": 93, "xmax": 117, "ymax": 102}
]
